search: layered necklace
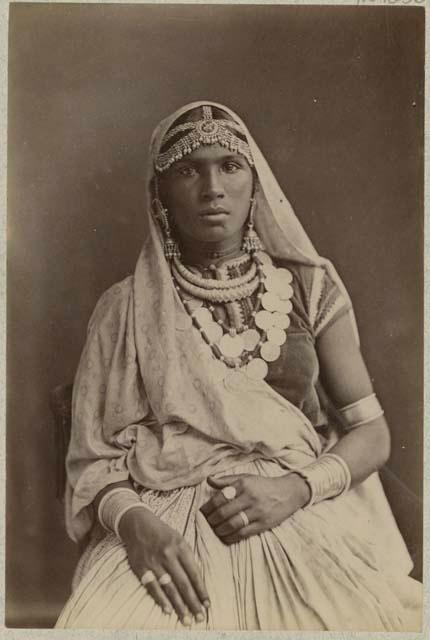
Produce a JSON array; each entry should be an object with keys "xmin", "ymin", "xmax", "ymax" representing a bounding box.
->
[{"xmin": 171, "ymin": 250, "xmax": 294, "ymax": 387}]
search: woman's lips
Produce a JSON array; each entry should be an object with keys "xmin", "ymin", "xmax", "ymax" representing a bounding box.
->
[{"xmin": 199, "ymin": 209, "xmax": 229, "ymax": 223}]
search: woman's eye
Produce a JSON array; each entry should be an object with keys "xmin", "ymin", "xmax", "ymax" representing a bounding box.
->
[
  {"xmin": 223, "ymin": 162, "xmax": 241, "ymax": 173},
  {"xmin": 177, "ymin": 165, "xmax": 197, "ymax": 177}
]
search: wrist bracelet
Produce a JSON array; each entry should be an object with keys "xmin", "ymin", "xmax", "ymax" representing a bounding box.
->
[
  {"xmin": 294, "ymin": 453, "xmax": 351, "ymax": 508},
  {"xmin": 98, "ymin": 487, "xmax": 142, "ymax": 536},
  {"xmin": 339, "ymin": 393, "xmax": 384, "ymax": 430}
]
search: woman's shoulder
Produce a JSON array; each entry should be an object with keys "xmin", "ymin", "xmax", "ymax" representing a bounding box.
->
[{"xmin": 87, "ymin": 275, "xmax": 134, "ymax": 333}]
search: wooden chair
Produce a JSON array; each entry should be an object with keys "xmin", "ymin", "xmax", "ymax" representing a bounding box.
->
[{"xmin": 49, "ymin": 383, "xmax": 73, "ymax": 500}]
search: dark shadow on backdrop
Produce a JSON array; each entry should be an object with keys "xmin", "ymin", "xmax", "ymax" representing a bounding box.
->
[{"xmin": 7, "ymin": 4, "xmax": 424, "ymax": 628}]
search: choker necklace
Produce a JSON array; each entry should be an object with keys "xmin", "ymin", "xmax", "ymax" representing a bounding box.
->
[{"xmin": 178, "ymin": 236, "xmax": 243, "ymax": 267}]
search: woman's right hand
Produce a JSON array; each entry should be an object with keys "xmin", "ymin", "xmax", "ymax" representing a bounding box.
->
[{"xmin": 118, "ymin": 506, "xmax": 210, "ymax": 626}]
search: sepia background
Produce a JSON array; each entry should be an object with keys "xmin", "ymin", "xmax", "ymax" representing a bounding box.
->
[{"xmin": 7, "ymin": 4, "xmax": 424, "ymax": 628}]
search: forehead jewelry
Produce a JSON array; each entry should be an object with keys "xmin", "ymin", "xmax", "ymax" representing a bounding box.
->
[{"xmin": 155, "ymin": 105, "xmax": 254, "ymax": 172}]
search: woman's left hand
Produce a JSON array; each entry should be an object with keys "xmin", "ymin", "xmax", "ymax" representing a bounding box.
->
[{"xmin": 200, "ymin": 473, "xmax": 310, "ymax": 545}]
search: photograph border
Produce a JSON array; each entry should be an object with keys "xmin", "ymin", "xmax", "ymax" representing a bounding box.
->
[{"xmin": 1, "ymin": 0, "xmax": 428, "ymax": 637}]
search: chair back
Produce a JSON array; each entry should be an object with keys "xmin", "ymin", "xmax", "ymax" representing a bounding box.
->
[{"xmin": 49, "ymin": 383, "xmax": 73, "ymax": 500}]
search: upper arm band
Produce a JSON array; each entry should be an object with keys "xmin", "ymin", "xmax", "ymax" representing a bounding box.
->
[{"xmin": 338, "ymin": 393, "xmax": 384, "ymax": 430}]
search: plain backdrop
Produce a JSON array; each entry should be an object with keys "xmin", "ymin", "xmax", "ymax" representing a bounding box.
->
[{"xmin": 7, "ymin": 4, "xmax": 424, "ymax": 628}]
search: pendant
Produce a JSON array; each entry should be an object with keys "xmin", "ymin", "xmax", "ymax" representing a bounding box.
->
[
  {"xmin": 242, "ymin": 328, "xmax": 260, "ymax": 351},
  {"xmin": 266, "ymin": 327, "xmax": 286, "ymax": 346},
  {"xmin": 272, "ymin": 312, "xmax": 291, "ymax": 330},
  {"xmin": 262, "ymin": 292, "xmax": 280, "ymax": 312},
  {"xmin": 279, "ymin": 284, "xmax": 294, "ymax": 301},
  {"xmin": 263, "ymin": 273, "xmax": 280, "ymax": 293},
  {"xmin": 255, "ymin": 310, "xmax": 274, "ymax": 330},
  {"xmin": 261, "ymin": 264, "xmax": 277, "ymax": 278},
  {"xmin": 264, "ymin": 269, "xmax": 293, "ymax": 299},
  {"xmin": 260, "ymin": 342, "xmax": 281, "ymax": 362},
  {"xmin": 193, "ymin": 307, "xmax": 213, "ymax": 327},
  {"xmin": 276, "ymin": 268, "xmax": 293, "ymax": 284},
  {"xmin": 275, "ymin": 299, "xmax": 293, "ymax": 314},
  {"xmin": 219, "ymin": 333, "xmax": 245, "ymax": 358},
  {"xmin": 205, "ymin": 322, "xmax": 223, "ymax": 344},
  {"xmin": 246, "ymin": 358, "xmax": 269, "ymax": 380}
]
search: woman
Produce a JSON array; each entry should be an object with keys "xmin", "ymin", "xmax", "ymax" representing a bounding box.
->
[{"xmin": 56, "ymin": 101, "xmax": 422, "ymax": 630}]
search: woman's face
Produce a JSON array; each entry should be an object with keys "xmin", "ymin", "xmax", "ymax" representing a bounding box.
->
[{"xmin": 158, "ymin": 144, "xmax": 254, "ymax": 246}]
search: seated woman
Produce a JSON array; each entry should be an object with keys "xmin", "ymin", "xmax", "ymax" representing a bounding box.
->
[{"xmin": 56, "ymin": 101, "xmax": 422, "ymax": 631}]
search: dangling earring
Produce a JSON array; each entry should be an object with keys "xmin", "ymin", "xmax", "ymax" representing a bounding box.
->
[
  {"xmin": 242, "ymin": 193, "xmax": 263, "ymax": 254},
  {"xmin": 152, "ymin": 197, "xmax": 181, "ymax": 260}
]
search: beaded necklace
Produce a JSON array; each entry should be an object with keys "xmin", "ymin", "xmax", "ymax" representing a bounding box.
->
[
  {"xmin": 172, "ymin": 255, "xmax": 257, "ymax": 291},
  {"xmin": 171, "ymin": 260, "xmax": 260, "ymax": 303},
  {"xmin": 172, "ymin": 251, "xmax": 293, "ymax": 385}
]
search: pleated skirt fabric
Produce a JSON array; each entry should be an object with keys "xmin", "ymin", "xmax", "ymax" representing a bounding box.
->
[{"xmin": 55, "ymin": 459, "xmax": 422, "ymax": 631}]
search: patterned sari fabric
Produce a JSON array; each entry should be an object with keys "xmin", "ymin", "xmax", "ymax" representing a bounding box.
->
[{"xmin": 58, "ymin": 102, "xmax": 422, "ymax": 630}]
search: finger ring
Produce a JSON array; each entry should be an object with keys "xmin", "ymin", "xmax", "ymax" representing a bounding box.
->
[
  {"xmin": 159, "ymin": 573, "xmax": 172, "ymax": 586},
  {"xmin": 140, "ymin": 570, "xmax": 156, "ymax": 586},
  {"xmin": 222, "ymin": 485, "xmax": 236, "ymax": 501},
  {"xmin": 239, "ymin": 511, "xmax": 250, "ymax": 527}
]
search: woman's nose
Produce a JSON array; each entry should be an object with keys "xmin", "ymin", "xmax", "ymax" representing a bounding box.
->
[{"xmin": 200, "ymin": 168, "xmax": 225, "ymax": 200}]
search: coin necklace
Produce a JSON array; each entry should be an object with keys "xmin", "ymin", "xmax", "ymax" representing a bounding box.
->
[{"xmin": 172, "ymin": 251, "xmax": 294, "ymax": 383}]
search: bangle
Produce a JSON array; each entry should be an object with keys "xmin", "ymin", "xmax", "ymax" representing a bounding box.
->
[
  {"xmin": 98, "ymin": 488, "xmax": 142, "ymax": 537},
  {"xmin": 338, "ymin": 393, "xmax": 384, "ymax": 430},
  {"xmin": 293, "ymin": 453, "xmax": 351, "ymax": 508},
  {"xmin": 113, "ymin": 504, "xmax": 147, "ymax": 539}
]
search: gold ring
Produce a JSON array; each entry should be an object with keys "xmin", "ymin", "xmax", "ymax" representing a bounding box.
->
[
  {"xmin": 140, "ymin": 570, "xmax": 156, "ymax": 586},
  {"xmin": 159, "ymin": 573, "xmax": 172, "ymax": 586},
  {"xmin": 239, "ymin": 511, "xmax": 249, "ymax": 527},
  {"xmin": 221, "ymin": 485, "xmax": 237, "ymax": 501}
]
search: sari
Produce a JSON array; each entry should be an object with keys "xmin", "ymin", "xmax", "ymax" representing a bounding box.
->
[{"xmin": 56, "ymin": 102, "xmax": 422, "ymax": 630}]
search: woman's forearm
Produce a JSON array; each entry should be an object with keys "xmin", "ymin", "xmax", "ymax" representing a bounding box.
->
[
  {"xmin": 93, "ymin": 479, "xmax": 135, "ymax": 514},
  {"xmin": 327, "ymin": 415, "xmax": 390, "ymax": 486}
]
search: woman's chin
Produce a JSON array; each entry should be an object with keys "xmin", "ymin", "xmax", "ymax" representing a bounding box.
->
[{"xmin": 190, "ymin": 227, "xmax": 236, "ymax": 245}]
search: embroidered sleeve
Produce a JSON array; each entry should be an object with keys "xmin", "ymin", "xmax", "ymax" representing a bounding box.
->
[{"xmin": 309, "ymin": 267, "xmax": 352, "ymax": 338}]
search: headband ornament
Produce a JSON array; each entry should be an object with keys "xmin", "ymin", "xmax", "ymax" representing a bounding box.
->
[{"xmin": 155, "ymin": 105, "xmax": 254, "ymax": 172}]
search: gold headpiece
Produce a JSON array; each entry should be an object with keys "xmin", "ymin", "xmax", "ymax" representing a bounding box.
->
[{"xmin": 155, "ymin": 105, "xmax": 254, "ymax": 172}]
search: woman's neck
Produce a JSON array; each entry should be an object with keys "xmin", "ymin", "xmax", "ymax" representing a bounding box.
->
[{"xmin": 178, "ymin": 233, "xmax": 244, "ymax": 268}]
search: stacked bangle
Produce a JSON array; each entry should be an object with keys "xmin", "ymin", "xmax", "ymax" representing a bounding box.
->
[
  {"xmin": 98, "ymin": 487, "xmax": 146, "ymax": 538},
  {"xmin": 293, "ymin": 453, "xmax": 352, "ymax": 508}
]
